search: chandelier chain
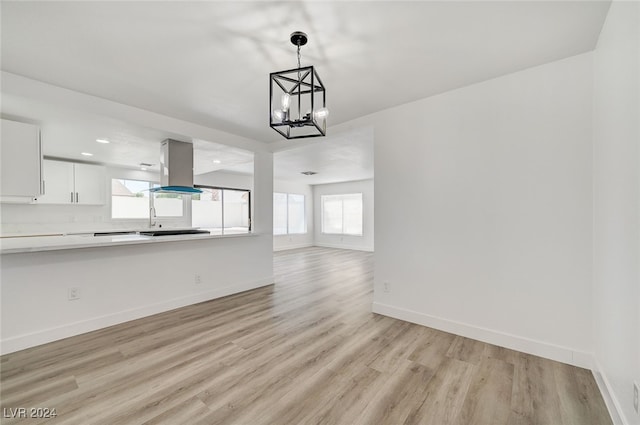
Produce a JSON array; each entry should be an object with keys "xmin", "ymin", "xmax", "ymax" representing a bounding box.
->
[{"xmin": 296, "ymin": 43, "xmax": 301, "ymax": 120}]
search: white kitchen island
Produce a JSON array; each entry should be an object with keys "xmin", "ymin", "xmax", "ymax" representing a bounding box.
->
[{"xmin": 0, "ymin": 231, "xmax": 274, "ymax": 355}]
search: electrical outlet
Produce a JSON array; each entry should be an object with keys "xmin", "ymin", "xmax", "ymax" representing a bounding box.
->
[
  {"xmin": 383, "ymin": 281, "xmax": 391, "ymax": 293},
  {"xmin": 194, "ymin": 274, "xmax": 202, "ymax": 284},
  {"xmin": 68, "ymin": 287, "xmax": 80, "ymax": 301},
  {"xmin": 634, "ymin": 381, "xmax": 639, "ymax": 414}
]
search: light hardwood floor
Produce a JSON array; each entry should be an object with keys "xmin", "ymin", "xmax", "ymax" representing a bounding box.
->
[{"xmin": 1, "ymin": 247, "xmax": 612, "ymax": 425}]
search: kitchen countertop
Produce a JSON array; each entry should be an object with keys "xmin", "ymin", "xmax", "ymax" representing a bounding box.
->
[{"xmin": 0, "ymin": 231, "xmax": 255, "ymax": 254}]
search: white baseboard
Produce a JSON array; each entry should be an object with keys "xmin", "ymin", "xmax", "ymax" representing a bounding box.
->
[
  {"xmin": 374, "ymin": 301, "xmax": 625, "ymax": 424},
  {"xmin": 314, "ymin": 243, "xmax": 374, "ymax": 252},
  {"xmin": 273, "ymin": 243, "xmax": 313, "ymax": 252},
  {"xmin": 591, "ymin": 359, "xmax": 629, "ymax": 425},
  {"xmin": 0, "ymin": 277, "xmax": 274, "ymax": 355},
  {"xmin": 371, "ymin": 302, "xmax": 592, "ymax": 369}
]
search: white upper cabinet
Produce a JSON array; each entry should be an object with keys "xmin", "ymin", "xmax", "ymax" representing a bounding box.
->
[
  {"xmin": 38, "ymin": 159, "xmax": 106, "ymax": 205},
  {"xmin": 38, "ymin": 160, "xmax": 74, "ymax": 204},
  {"xmin": 73, "ymin": 163, "xmax": 106, "ymax": 205},
  {"xmin": 0, "ymin": 119, "xmax": 43, "ymax": 201}
]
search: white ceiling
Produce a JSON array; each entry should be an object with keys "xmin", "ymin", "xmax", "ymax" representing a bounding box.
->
[
  {"xmin": 275, "ymin": 126, "xmax": 374, "ymax": 185},
  {"xmin": 1, "ymin": 94, "xmax": 254, "ymax": 175},
  {"xmin": 1, "ymin": 1, "xmax": 610, "ymax": 183}
]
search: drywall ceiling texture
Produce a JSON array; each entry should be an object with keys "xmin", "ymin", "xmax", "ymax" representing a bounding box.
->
[
  {"xmin": 593, "ymin": 1, "xmax": 640, "ymax": 424},
  {"xmin": 273, "ymin": 126, "xmax": 374, "ymax": 185},
  {"xmin": 371, "ymin": 53, "xmax": 595, "ymax": 367},
  {"xmin": 1, "ymin": 1, "xmax": 611, "ymax": 142}
]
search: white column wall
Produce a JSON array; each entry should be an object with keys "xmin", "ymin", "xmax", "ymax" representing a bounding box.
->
[
  {"xmin": 369, "ymin": 53, "xmax": 594, "ymax": 366},
  {"xmin": 592, "ymin": 1, "xmax": 640, "ymax": 423}
]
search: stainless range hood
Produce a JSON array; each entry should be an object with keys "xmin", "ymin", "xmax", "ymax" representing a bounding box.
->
[{"xmin": 150, "ymin": 139, "xmax": 202, "ymax": 195}]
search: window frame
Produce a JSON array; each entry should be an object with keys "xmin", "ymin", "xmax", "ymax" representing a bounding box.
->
[
  {"xmin": 194, "ymin": 184, "xmax": 252, "ymax": 233},
  {"xmin": 320, "ymin": 193, "xmax": 364, "ymax": 236}
]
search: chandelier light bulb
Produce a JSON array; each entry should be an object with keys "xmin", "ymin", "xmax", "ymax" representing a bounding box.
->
[
  {"xmin": 273, "ymin": 109, "xmax": 285, "ymax": 121},
  {"xmin": 314, "ymin": 107, "xmax": 329, "ymax": 120},
  {"xmin": 281, "ymin": 93, "xmax": 291, "ymax": 111}
]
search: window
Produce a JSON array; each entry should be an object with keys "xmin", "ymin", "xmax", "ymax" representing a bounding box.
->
[
  {"xmin": 321, "ymin": 193, "xmax": 363, "ymax": 235},
  {"xmin": 111, "ymin": 179, "xmax": 184, "ymax": 219},
  {"xmin": 287, "ymin": 194, "xmax": 305, "ymax": 234},
  {"xmin": 273, "ymin": 193, "xmax": 287, "ymax": 235},
  {"xmin": 222, "ymin": 188, "xmax": 251, "ymax": 235},
  {"xmin": 112, "ymin": 179, "xmax": 151, "ymax": 219},
  {"xmin": 192, "ymin": 186, "xmax": 251, "ymax": 235},
  {"xmin": 273, "ymin": 192, "xmax": 306, "ymax": 235},
  {"xmin": 152, "ymin": 188, "xmax": 184, "ymax": 218}
]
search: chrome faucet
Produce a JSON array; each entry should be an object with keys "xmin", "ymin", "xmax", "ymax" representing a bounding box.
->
[{"xmin": 149, "ymin": 206, "xmax": 157, "ymax": 227}]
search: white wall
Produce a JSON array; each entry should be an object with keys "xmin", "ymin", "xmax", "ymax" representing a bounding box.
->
[
  {"xmin": 0, "ymin": 75, "xmax": 274, "ymax": 354},
  {"xmin": 1, "ymin": 236, "xmax": 273, "ymax": 354},
  {"xmin": 369, "ymin": 53, "xmax": 594, "ymax": 367},
  {"xmin": 593, "ymin": 1, "xmax": 640, "ymax": 424},
  {"xmin": 273, "ymin": 179, "xmax": 314, "ymax": 251},
  {"xmin": 195, "ymin": 170, "xmax": 253, "ymax": 190},
  {"xmin": 313, "ymin": 179, "xmax": 374, "ymax": 252}
]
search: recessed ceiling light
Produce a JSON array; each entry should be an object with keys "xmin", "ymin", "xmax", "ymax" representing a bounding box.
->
[
  {"xmin": 96, "ymin": 139, "xmax": 110, "ymax": 144},
  {"xmin": 213, "ymin": 159, "xmax": 221, "ymax": 164},
  {"xmin": 301, "ymin": 171, "xmax": 317, "ymax": 176},
  {"xmin": 81, "ymin": 152, "xmax": 93, "ymax": 156}
]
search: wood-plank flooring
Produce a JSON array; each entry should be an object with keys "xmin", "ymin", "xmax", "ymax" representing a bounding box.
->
[{"xmin": 0, "ymin": 247, "xmax": 612, "ymax": 424}]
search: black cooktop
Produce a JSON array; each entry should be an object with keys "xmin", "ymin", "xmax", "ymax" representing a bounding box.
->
[{"xmin": 138, "ymin": 229, "xmax": 210, "ymax": 236}]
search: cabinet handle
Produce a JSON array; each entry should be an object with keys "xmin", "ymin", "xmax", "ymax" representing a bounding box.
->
[
  {"xmin": 38, "ymin": 131, "xmax": 43, "ymax": 195},
  {"xmin": 75, "ymin": 192, "xmax": 79, "ymax": 203},
  {"xmin": 42, "ymin": 180, "xmax": 45, "ymax": 195},
  {"xmin": 71, "ymin": 192, "xmax": 74, "ymax": 203}
]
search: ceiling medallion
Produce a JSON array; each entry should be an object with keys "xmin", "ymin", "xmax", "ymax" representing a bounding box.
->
[{"xmin": 270, "ymin": 31, "xmax": 328, "ymax": 139}]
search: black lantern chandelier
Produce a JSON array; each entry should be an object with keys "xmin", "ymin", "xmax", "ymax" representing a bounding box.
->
[{"xmin": 270, "ymin": 31, "xmax": 328, "ymax": 139}]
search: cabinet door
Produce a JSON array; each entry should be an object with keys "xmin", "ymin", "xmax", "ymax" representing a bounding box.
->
[
  {"xmin": 74, "ymin": 163, "xmax": 106, "ymax": 205},
  {"xmin": 38, "ymin": 160, "xmax": 74, "ymax": 204},
  {"xmin": 0, "ymin": 119, "xmax": 42, "ymax": 198}
]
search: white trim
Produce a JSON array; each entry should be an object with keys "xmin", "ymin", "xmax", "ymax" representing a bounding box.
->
[
  {"xmin": 0, "ymin": 277, "xmax": 274, "ymax": 355},
  {"xmin": 591, "ymin": 359, "xmax": 629, "ymax": 425},
  {"xmin": 314, "ymin": 243, "xmax": 373, "ymax": 252},
  {"xmin": 371, "ymin": 302, "xmax": 592, "ymax": 368},
  {"xmin": 273, "ymin": 243, "xmax": 314, "ymax": 252}
]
